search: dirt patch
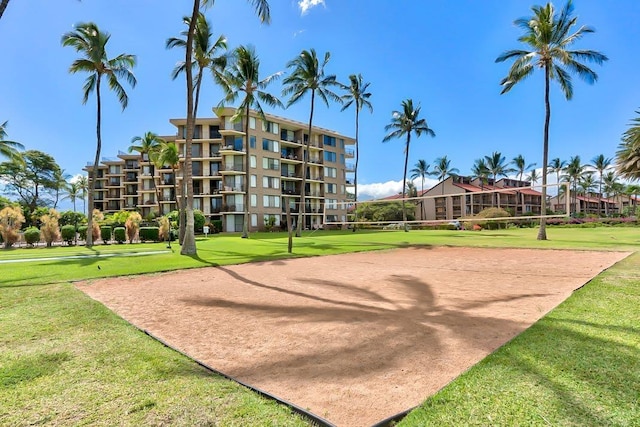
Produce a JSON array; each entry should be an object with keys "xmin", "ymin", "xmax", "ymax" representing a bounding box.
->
[{"xmin": 76, "ymin": 247, "xmax": 629, "ymax": 426}]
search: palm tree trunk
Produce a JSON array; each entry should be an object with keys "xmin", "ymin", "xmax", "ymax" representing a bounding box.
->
[
  {"xmin": 242, "ymin": 105, "xmax": 250, "ymax": 238},
  {"xmin": 353, "ymin": 107, "xmax": 359, "ymax": 232},
  {"xmin": 87, "ymin": 76, "xmax": 103, "ymax": 248},
  {"xmin": 598, "ymin": 172, "xmax": 603, "ymax": 216},
  {"xmin": 0, "ymin": 0, "xmax": 9, "ymax": 20},
  {"xmin": 421, "ymin": 177, "xmax": 425, "ymax": 220},
  {"xmin": 402, "ymin": 133, "xmax": 410, "ymax": 232},
  {"xmin": 297, "ymin": 90, "xmax": 315, "ymax": 237},
  {"xmin": 180, "ymin": 0, "xmax": 199, "ymax": 255},
  {"xmin": 154, "ymin": 169, "xmax": 162, "ymax": 219},
  {"xmin": 171, "ymin": 165, "xmax": 180, "ymax": 214},
  {"xmin": 537, "ymin": 65, "xmax": 550, "ymax": 240}
]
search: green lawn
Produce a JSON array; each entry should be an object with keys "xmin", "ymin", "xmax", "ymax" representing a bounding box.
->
[{"xmin": 1, "ymin": 227, "xmax": 639, "ymax": 426}]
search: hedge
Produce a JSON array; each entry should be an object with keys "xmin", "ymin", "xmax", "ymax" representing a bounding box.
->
[
  {"xmin": 114, "ymin": 227, "xmax": 126, "ymax": 244},
  {"xmin": 78, "ymin": 225, "xmax": 88, "ymax": 240},
  {"xmin": 100, "ymin": 226, "xmax": 112, "ymax": 244},
  {"xmin": 139, "ymin": 227, "xmax": 159, "ymax": 242},
  {"xmin": 24, "ymin": 227, "xmax": 41, "ymax": 246},
  {"xmin": 61, "ymin": 225, "xmax": 76, "ymax": 245}
]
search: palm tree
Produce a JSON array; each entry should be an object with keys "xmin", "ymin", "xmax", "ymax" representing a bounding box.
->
[
  {"xmin": 578, "ymin": 172, "xmax": 596, "ymax": 195},
  {"xmin": 65, "ymin": 181, "xmax": 81, "ymax": 212},
  {"xmin": 485, "ymin": 151, "xmax": 513, "ymax": 207},
  {"xmin": 383, "ymin": 99, "xmax": 435, "ymax": 231},
  {"xmin": 563, "ymin": 155, "xmax": 586, "ymax": 214},
  {"xmin": 129, "ymin": 132, "xmax": 165, "ymax": 218},
  {"xmin": 590, "ymin": 154, "xmax": 612, "ymax": 216},
  {"xmin": 471, "ymin": 158, "xmax": 491, "ymax": 212},
  {"xmin": 548, "ymin": 157, "xmax": 567, "ymax": 191},
  {"xmin": 166, "ymin": 13, "xmax": 228, "ymax": 127},
  {"xmin": 0, "ymin": 121, "xmax": 24, "ymax": 160},
  {"xmin": 339, "ymin": 74, "xmax": 372, "ymax": 229},
  {"xmin": 616, "ymin": 110, "xmax": 640, "ymax": 181},
  {"xmin": 217, "ymin": 45, "xmax": 283, "ymax": 238},
  {"xmin": 157, "ymin": 141, "xmax": 181, "ymax": 215},
  {"xmin": 496, "ymin": 0, "xmax": 608, "ymax": 239},
  {"xmin": 53, "ymin": 168, "xmax": 71, "ymax": 209},
  {"xmin": 406, "ymin": 181, "xmax": 418, "ymax": 198},
  {"xmin": 527, "ymin": 168, "xmax": 541, "ymax": 185},
  {"xmin": 432, "ymin": 156, "xmax": 459, "ymax": 195},
  {"xmin": 624, "ymin": 184, "xmax": 640, "ymax": 213},
  {"xmin": 0, "ymin": 1, "xmax": 10, "ymax": 20},
  {"xmin": 179, "ymin": 0, "xmax": 270, "ymax": 255},
  {"xmin": 602, "ymin": 170, "xmax": 620, "ymax": 215},
  {"xmin": 282, "ymin": 48, "xmax": 340, "ymax": 236},
  {"xmin": 512, "ymin": 154, "xmax": 536, "ymax": 215},
  {"xmin": 62, "ymin": 22, "xmax": 137, "ymax": 247},
  {"xmin": 76, "ymin": 175, "xmax": 89, "ymax": 216},
  {"xmin": 410, "ymin": 159, "xmax": 431, "ymax": 220}
]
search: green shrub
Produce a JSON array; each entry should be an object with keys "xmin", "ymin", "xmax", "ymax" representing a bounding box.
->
[
  {"xmin": 113, "ymin": 227, "xmax": 126, "ymax": 244},
  {"xmin": 100, "ymin": 226, "xmax": 112, "ymax": 244},
  {"xmin": 77, "ymin": 225, "xmax": 88, "ymax": 240},
  {"xmin": 211, "ymin": 219, "xmax": 223, "ymax": 233},
  {"xmin": 462, "ymin": 207, "xmax": 511, "ymax": 230},
  {"xmin": 139, "ymin": 227, "xmax": 159, "ymax": 242},
  {"xmin": 61, "ymin": 225, "xmax": 76, "ymax": 245},
  {"xmin": 194, "ymin": 210, "xmax": 205, "ymax": 232},
  {"xmin": 24, "ymin": 227, "xmax": 41, "ymax": 246}
]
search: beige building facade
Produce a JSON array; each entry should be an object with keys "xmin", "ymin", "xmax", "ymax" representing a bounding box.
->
[{"xmin": 86, "ymin": 108, "xmax": 355, "ymax": 232}]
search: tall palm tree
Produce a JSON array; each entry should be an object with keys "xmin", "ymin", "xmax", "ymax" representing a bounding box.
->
[
  {"xmin": 410, "ymin": 159, "xmax": 431, "ymax": 220},
  {"xmin": 602, "ymin": 170, "xmax": 620, "ymax": 215},
  {"xmin": 0, "ymin": 121, "xmax": 24, "ymax": 160},
  {"xmin": 167, "ymin": 11, "xmax": 227, "ymax": 246},
  {"xmin": 217, "ymin": 45, "xmax": 283, "ymax": 238},
  {"xmin": 62, "ymin": 22, "xmax": 137, "ymax": 247},
  {"xmin": 548, "ymin": 157, "xmax": 567, "ymax": 190},
  {"xmin": 157, "ymin": 141, "xmax": 181, "ymax": 215},
  {"xmin": 496, "ymin": 0, "xmax": 608, "ymax": 239},
  {"xmin": 563, "ymin": 155, "xmax": 586, "ymax": 214},
  {"xmin": 282, "ymin": 48, "xmax": 340, "ymax": 236},
  {"xmin": 485, "ymin": 151, "xmax": 513, "ymax": 207},
  {"xmin": 624, "ymin": 184, "xmax": 640, "ymax": 213},
  {"xmin": 339, "ymin": 74, "xmax": 373, "ymax": 228},
  {"xmin": 0, "ymin": 0, "xmax": 10, "ymax": 20},
  {"xmin": 590, "ymin": 154, "xmax": 612, "ymax": 216},
  {"xmin": 383, "ymin": 99, "xmax": 435, "ymax": 231},
  {"xmin": 616, "ymin": 110, "xmax": 640, "ymax": 181},
  {"xmin": 527, "ymin": 168, "xmax": 541, "ymax": 185},
  {"xmin": 433, "ymin": 156, "xmax": 459, "ymax": 195},
  {"xmin": 471, "ymin": 158, "xmax": 491, "ymax": 211},
  {"xmin": 578, "ymin": 172, "xmax": 596, "ymax": 195},
  {"xmin": 179, "ymin": 0, "xmax": 270, "ymax": 255},
  {"xmin": 129, "ymin": 132, "xmax": 165, "ymax": 218},
  {"xmin": 65, "ymin": 181, "xmax": 81, "ymax": 212},
  {"xmin": 53, "ymin": 168, "xmax": 71, "ymax": 209},
  {"xmin": 512, "ymin": 154, "xmax": 536, "ymax": 215},
  {"xmin": 76, "ymin": 175, "xmax": 88, "ymax": 216}
]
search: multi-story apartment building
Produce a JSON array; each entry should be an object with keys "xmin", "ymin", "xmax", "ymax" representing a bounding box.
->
[
  {"xmin": 85, "ymin": 108, "xmax": 355, "ymax": 232},
  {"xmin": 417, "ymin": 175, "xmax": 542, "ymax": 221}
]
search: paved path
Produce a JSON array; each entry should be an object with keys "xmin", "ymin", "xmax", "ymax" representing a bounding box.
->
[{"xmin": 0, "ymin": 250, "xmax": 171, "ymax": 264}]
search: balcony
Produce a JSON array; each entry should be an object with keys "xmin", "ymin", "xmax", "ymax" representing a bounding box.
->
[
  {"xmin": 307, "ymin": 175, "xmax": 324, "ymax": 182},
  {"xmin": 308, "ymin": 157, "xmax": 322, "ymax": 164},
  {"xmin": 222, "ymin": 204, "xmax": 245, "ymax": 213},
  {"xmin": 219, "ymin": 123, "xmax": 245, "ymax": 136},
  {"xmin": 220, "ymin": 186, "xmax": 245, "ymax": 194},
  {"xmin": 281, "ymin": 152, "xmax": 301, "ymax": 163},
  {"xmin": 345, "ymin": 148, "xmax": 355, "ymax": 158},
  {"xmin": 219, "ymin": 165, "xmax": 245, "ymax": 174},
  {"xmin": 219, "ymin": 144, "xmax": 246, "ymax": 155},
  {"xmin": 345, "ymin": 163, "xmax": 355, "ymax": 172},
  {"xmin": 281, "ymin": 171, "xmax": 301, "ymax": 180},
  {"xmin": 281, "ymin": 189, "xmax": 300, "ymax": 196}
]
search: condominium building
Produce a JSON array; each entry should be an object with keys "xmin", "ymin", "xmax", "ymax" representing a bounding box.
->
[
  {"xmin": 417, "ymin": 175, "xmax": 542, "ymax": 221},
  {"xmin": 85, "ymin": 108, "xmax": 355, "ymax": 232}
]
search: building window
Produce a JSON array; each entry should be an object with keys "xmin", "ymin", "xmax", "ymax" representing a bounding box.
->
[
  {"xmin": 323, "ymin": 135, "xmax": 336, "ymax": 147},
  {"xmin": 264, "ymin": 214, "xmax": 280, "ymax": 226},
  {"xmin": 326, "ymin": 183, "xmax": 337, "ymax": 194},
  {"xmin": 263, "ymin": 176, "xmax": 280, "ymax": 189},
  {"xmin": 340, "ymin": 153, "xmax": 345, "ymax": 164},
  {"xmin": 262, "ymin": 120, "xmax": 279, "ymax": 134},
  {"xmin": 262, "ymin": 157, "xmax": 280, "ymax": 170},
  {"xmin": 251, "ymin": 194, "xmax": 257, "ymax": 207},
  {"xmin": 250, "ymin": 155, "xmax": 257, "ymax": 168},
  {"xmin": 263, "ymin": 195, "xmax": 280, "ymax": 208},
  {"xmin": 324, "ymin": 167, "xmax": 337, "ymax": 178},
  {"xmin": 250, "ymin": 175, "xmax": 257, "ymax": 188},
  {"xmin": 339, "ymin": 138, "xmax": 344, "ymax": 148},
  {"xmin": 209, "ymin": 125, "xmax": 221, "ymax": 139},
  {"xmin": 262, "ymin": 138, "xmax": 279, "ymax": 153},
  {"xmin": 324, "ymin": 151, "xmax": 336, "ymax": 163},
  {"xmin": 250, "ymin": 136, "xmax": 256, "ymax": 149},
  {"xmin": 326, "ymin": 199, "xmax": 337, "ymax": 209},
  {"xmin": 249, "ymin": 117, "xmax": 256, "ymax": 130}
]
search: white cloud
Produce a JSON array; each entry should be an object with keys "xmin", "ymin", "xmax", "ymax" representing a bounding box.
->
[
  {"xmin": 298, "ymin": 0, "xmax": 325, "ymax": 15},
  {"xmin": 292, "ymin": 29, "xmax": 306, "ymax": 38},
  {"xmin": 69, "ymin": 173, "xmax": 85, "ymax": 184},
  {"xmin": 358, "ymin": 177, "xmax": 440, "ymax": 200}
]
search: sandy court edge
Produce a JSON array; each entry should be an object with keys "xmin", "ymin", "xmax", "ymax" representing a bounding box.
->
[{"xmin": 76, "ymin": 247, "xmax": 630, "ymax": 426}]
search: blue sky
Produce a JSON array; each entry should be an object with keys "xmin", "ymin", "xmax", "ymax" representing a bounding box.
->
[{"xmin": 1, "ymin": 0, "xmax": 639, "ymax": 203}]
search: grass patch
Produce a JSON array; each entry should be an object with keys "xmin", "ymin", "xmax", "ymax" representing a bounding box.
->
[
  {"xmin": 0, "ymin": 283, "xmax": 309, "ymax": 426},
  {"xmin": 1, "ymin": 226, "xmax": 638, "ymax": 425},
  {"xmin": 399, "ymin": 252, "xmax": 640, "ymax": 426}
]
